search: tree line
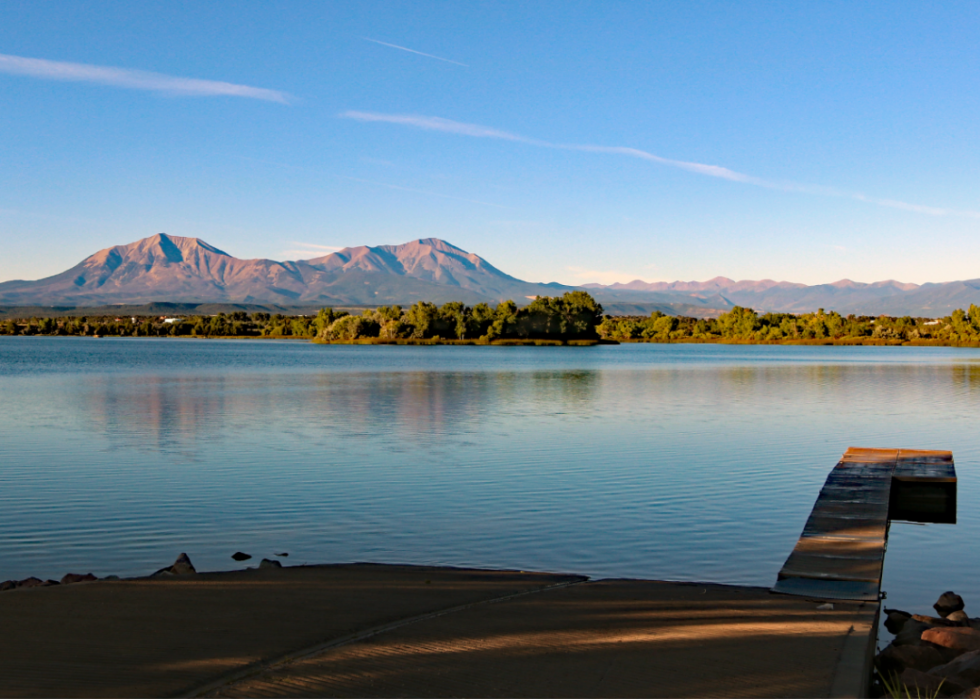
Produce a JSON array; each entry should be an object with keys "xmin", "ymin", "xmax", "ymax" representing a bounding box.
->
[
  {"xmin": 0, "ymin": 291, "xmax": 606, "ymax": 344},
  {"xmin": 597, "ymin": 305, "xmax": 980, "ymax": 345},
  {"xmin": 1, "ymin": 311, "xmax": 318, "ymax": 339},
  {"xmin": 6, "ymin": 295, "xmax": 980, "ymax": 346}
]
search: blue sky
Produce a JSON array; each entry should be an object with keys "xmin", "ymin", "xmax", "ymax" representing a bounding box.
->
[{"xmin": 2, "ymin": 1, "xmax": 979, "ymax": 286}]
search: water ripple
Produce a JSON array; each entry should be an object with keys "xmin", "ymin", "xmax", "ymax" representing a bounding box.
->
[{"xmin": 1, "ymin": 337, "xmax": 978, "ymax": 614}]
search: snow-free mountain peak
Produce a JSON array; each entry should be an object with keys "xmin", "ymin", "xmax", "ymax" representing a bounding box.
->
[
  {"xmin": 3, "ymin": 233, "xmax": 980, "ymax": 316},
  {"xmin": 86, "ymin": 233, "xmax": 232, "ymax": 267},
  {"xmin": 304, "ymin": 237, "xmax": 517, "ymax": 290},
  {"xmin": 0, "ymin": 234, "xmax": 564, "ymax": 307}
]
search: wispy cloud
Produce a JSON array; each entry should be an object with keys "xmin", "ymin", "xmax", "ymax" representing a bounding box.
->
[
  {"xmin": 361, "ymin": 38, "xmax": 468, "ymax": 67},
  {"xmin": 0, "ymin": 53, "xmax": 290, "ymax": 103},
  {"xmin": 340, "ymin": 175, "xmax": 508, "ymax": 208},
  {"xmin": 340, "ymin": 110, "xmax": 980, "ymax": 218},
  {"xmin": 342, "ymin": 111, "xmax": 521, "ymax": 140},
  {"xmin": 281, "ymin": 242, "xmax": 343, "ymax": 260}
]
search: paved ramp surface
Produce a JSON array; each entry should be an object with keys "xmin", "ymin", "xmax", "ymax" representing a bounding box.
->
[{"xmin": 0, "ymin": 565, "xmax": 877, "ymax": 698}]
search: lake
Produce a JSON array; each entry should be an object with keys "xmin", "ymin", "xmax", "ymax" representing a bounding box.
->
[{"xmin": 1, "ymin": 337, "xmax": 978, "ymax": 616}]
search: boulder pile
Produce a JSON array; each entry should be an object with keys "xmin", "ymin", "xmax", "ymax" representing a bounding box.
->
[{"xmin": 877, "ymin": 591, "xmax": 980, "ymax": 697}]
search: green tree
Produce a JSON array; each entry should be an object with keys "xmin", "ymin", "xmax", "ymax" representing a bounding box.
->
[
  {"xmin": 323, "ymin": 314, "xmax": 380, "ymax": 340},
  {"xmin": 405, "ymin": 302, "xmax": 439, "ymax": 339},
  {"xmin": 290, "ymin": 318, "xmax": 311, "ymax": 337},
  {"xmin": 469, "ymin": 303, "xmax": 495, "ymax": 338},
  {"xmin": 716, "ymin": 306, "xmax": 760, "ymax": 339},
  {"xmin": 513, "ymin": 291, "xmax": 603, "ymax": 340},
  {"xmin": 376, "ymin": 305, "xmax": 403, "ymax": 322},
  {"xmin": 968, "ymin": 305, "xmax": 980, "ymax": 336},
  {"xmin": 486, "ymin": 300, "xmax": 518, "ymax": 339},
  {"xmin": 439, "ymin": 302, "xmax": 469, "ymax": 339},
  {"xmin": 644, "ymin": 314, "xmax": 677, "ymax": 340}
]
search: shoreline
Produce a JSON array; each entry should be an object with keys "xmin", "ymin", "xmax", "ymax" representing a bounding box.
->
[
  {"xmin": 5, "ymin": 333, "xmax": 980, "ymax": 347},
  {"xmin": 0, "ymin": 560, "xmax": 878, "ymax": 698}
]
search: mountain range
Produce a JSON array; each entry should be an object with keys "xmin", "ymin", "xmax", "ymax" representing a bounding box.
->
[
  {"xmin": 582, "ymin": 276, "xmax": 980, "ymax": 317},
  {"xmin": 2, "ymin": 233, "xmax": 980, "ymax": 318},
  {"xmin": 0, "ymin": 234, "xmax": 568, "ymax": 308}
]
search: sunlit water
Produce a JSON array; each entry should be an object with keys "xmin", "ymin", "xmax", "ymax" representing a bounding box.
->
[{"xmin": 1, "ymin": 337, "xmax": 978, "ymax": 617}]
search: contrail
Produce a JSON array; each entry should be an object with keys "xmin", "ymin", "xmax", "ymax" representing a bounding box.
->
[
  {"xmin": 340, "ymin": 110, "xmax": 980, "ymax": 218},
  {"xmin": 0, "ymin": 53, "xmax": 291, "ymax": 103},
  {"xmin": 362, "ymin": 38, "xmax": 468, "ymax": 67}
]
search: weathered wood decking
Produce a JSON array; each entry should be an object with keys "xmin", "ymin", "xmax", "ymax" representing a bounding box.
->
[{"xmin": 773, "ymin": 447, "xmax": 957, "ymax": 601}]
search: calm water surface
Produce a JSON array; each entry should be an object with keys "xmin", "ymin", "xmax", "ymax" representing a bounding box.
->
[{"xmin": 1, "ymin": 337, "xmax": 978, "ymax": 615}]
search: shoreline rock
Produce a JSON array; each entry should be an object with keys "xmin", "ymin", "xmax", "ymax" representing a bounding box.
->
[
  {"xmin": 936, "ymin": 592, "xmax": 966, "ymax": 618},
  {"xmin": 151, "ymin": 553, "xmax": 197, "ymax": 577},
  {"xmin": 878, "ymin": 591, "xmax": 980, "ymax": 697}
]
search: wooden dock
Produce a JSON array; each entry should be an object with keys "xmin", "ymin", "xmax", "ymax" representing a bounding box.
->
[{"xmin": 773, "ymin": 447, "xmax": 957, "ymax": 601}]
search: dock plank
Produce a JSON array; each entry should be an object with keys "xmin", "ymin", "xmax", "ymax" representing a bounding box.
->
[
  {"xmin": 774, "ymin": 447, "xmax": 956, "ymax": 601},
  {"xmin": 780, "ymin": 551, "xmax": 884, "ymax": 582}
]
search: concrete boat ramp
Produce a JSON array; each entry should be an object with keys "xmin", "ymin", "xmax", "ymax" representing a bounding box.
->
[{"xmin": 0, "ymin": 448, "xmax": 956, "ymax": 698}]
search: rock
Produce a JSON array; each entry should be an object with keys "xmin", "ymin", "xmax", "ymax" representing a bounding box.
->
[
  {"xmin": 259, "ymin": 558, "xmax": 282, "ymax": 569},
  {"xmin": 916, "ymin": 614, "xmax": 959, "ymax": 627},
  {"xmin": 16, "ymin": 577, "xmax": 44, "ymax": 588},
  {"xmin": 951, "ymin": 687, "xmax": 980, "ymax": 698},
  {"xmin": 895, "ymin": 619, "xmax": 934, "ymax": 646},
  {"xmin": 60, "ymin": 573, "xmax": 97, "ymax": 585},
  {"xmin": 877, "ymin": 643, "xmax": 946, "ymax": 675},
  {"xmin": 899, "ymin": 668, "xmax": 967, "ymax": 697},
  {"xmin": 171, "ymin": 553, "xmax": 196, "ymax": 575},
  {"xmin": 886, "ymin": 609, "xmax": 913, "ymax": 634},
  {"xmin": 923, "ymin": 627, "xmax": 980, "ymax": 653},
  {"xmin": 941, "ymin": 677, "xmax": 974, "ymax": 697},
  {"xmin": 0, "ymin": 580, "xmax": 16, "ymax": 591},
  {"xmin": 152, "ymin": 553, "xmax": 197, "ymax": 577},
  {"xmin": 40, "ymin": 580, "xmax": 59, "ymax": 587},
  {"xmin": 231, "ymin": 552, "xmax": 252, "ymax": 562},
  {"xmin": 274, "ymin": 552, "xmax": 289, "ymax": 557},
  {"xmin": 937, "ymin": 592, "xmax": 967, "ymax": 618},
  {"xmin": 930, "ymin": 650, "xmax": 980, "ymax": 685},
  {"xmin": 948, "ymin": 611, "xmax": 971, "ymax": 624}
]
